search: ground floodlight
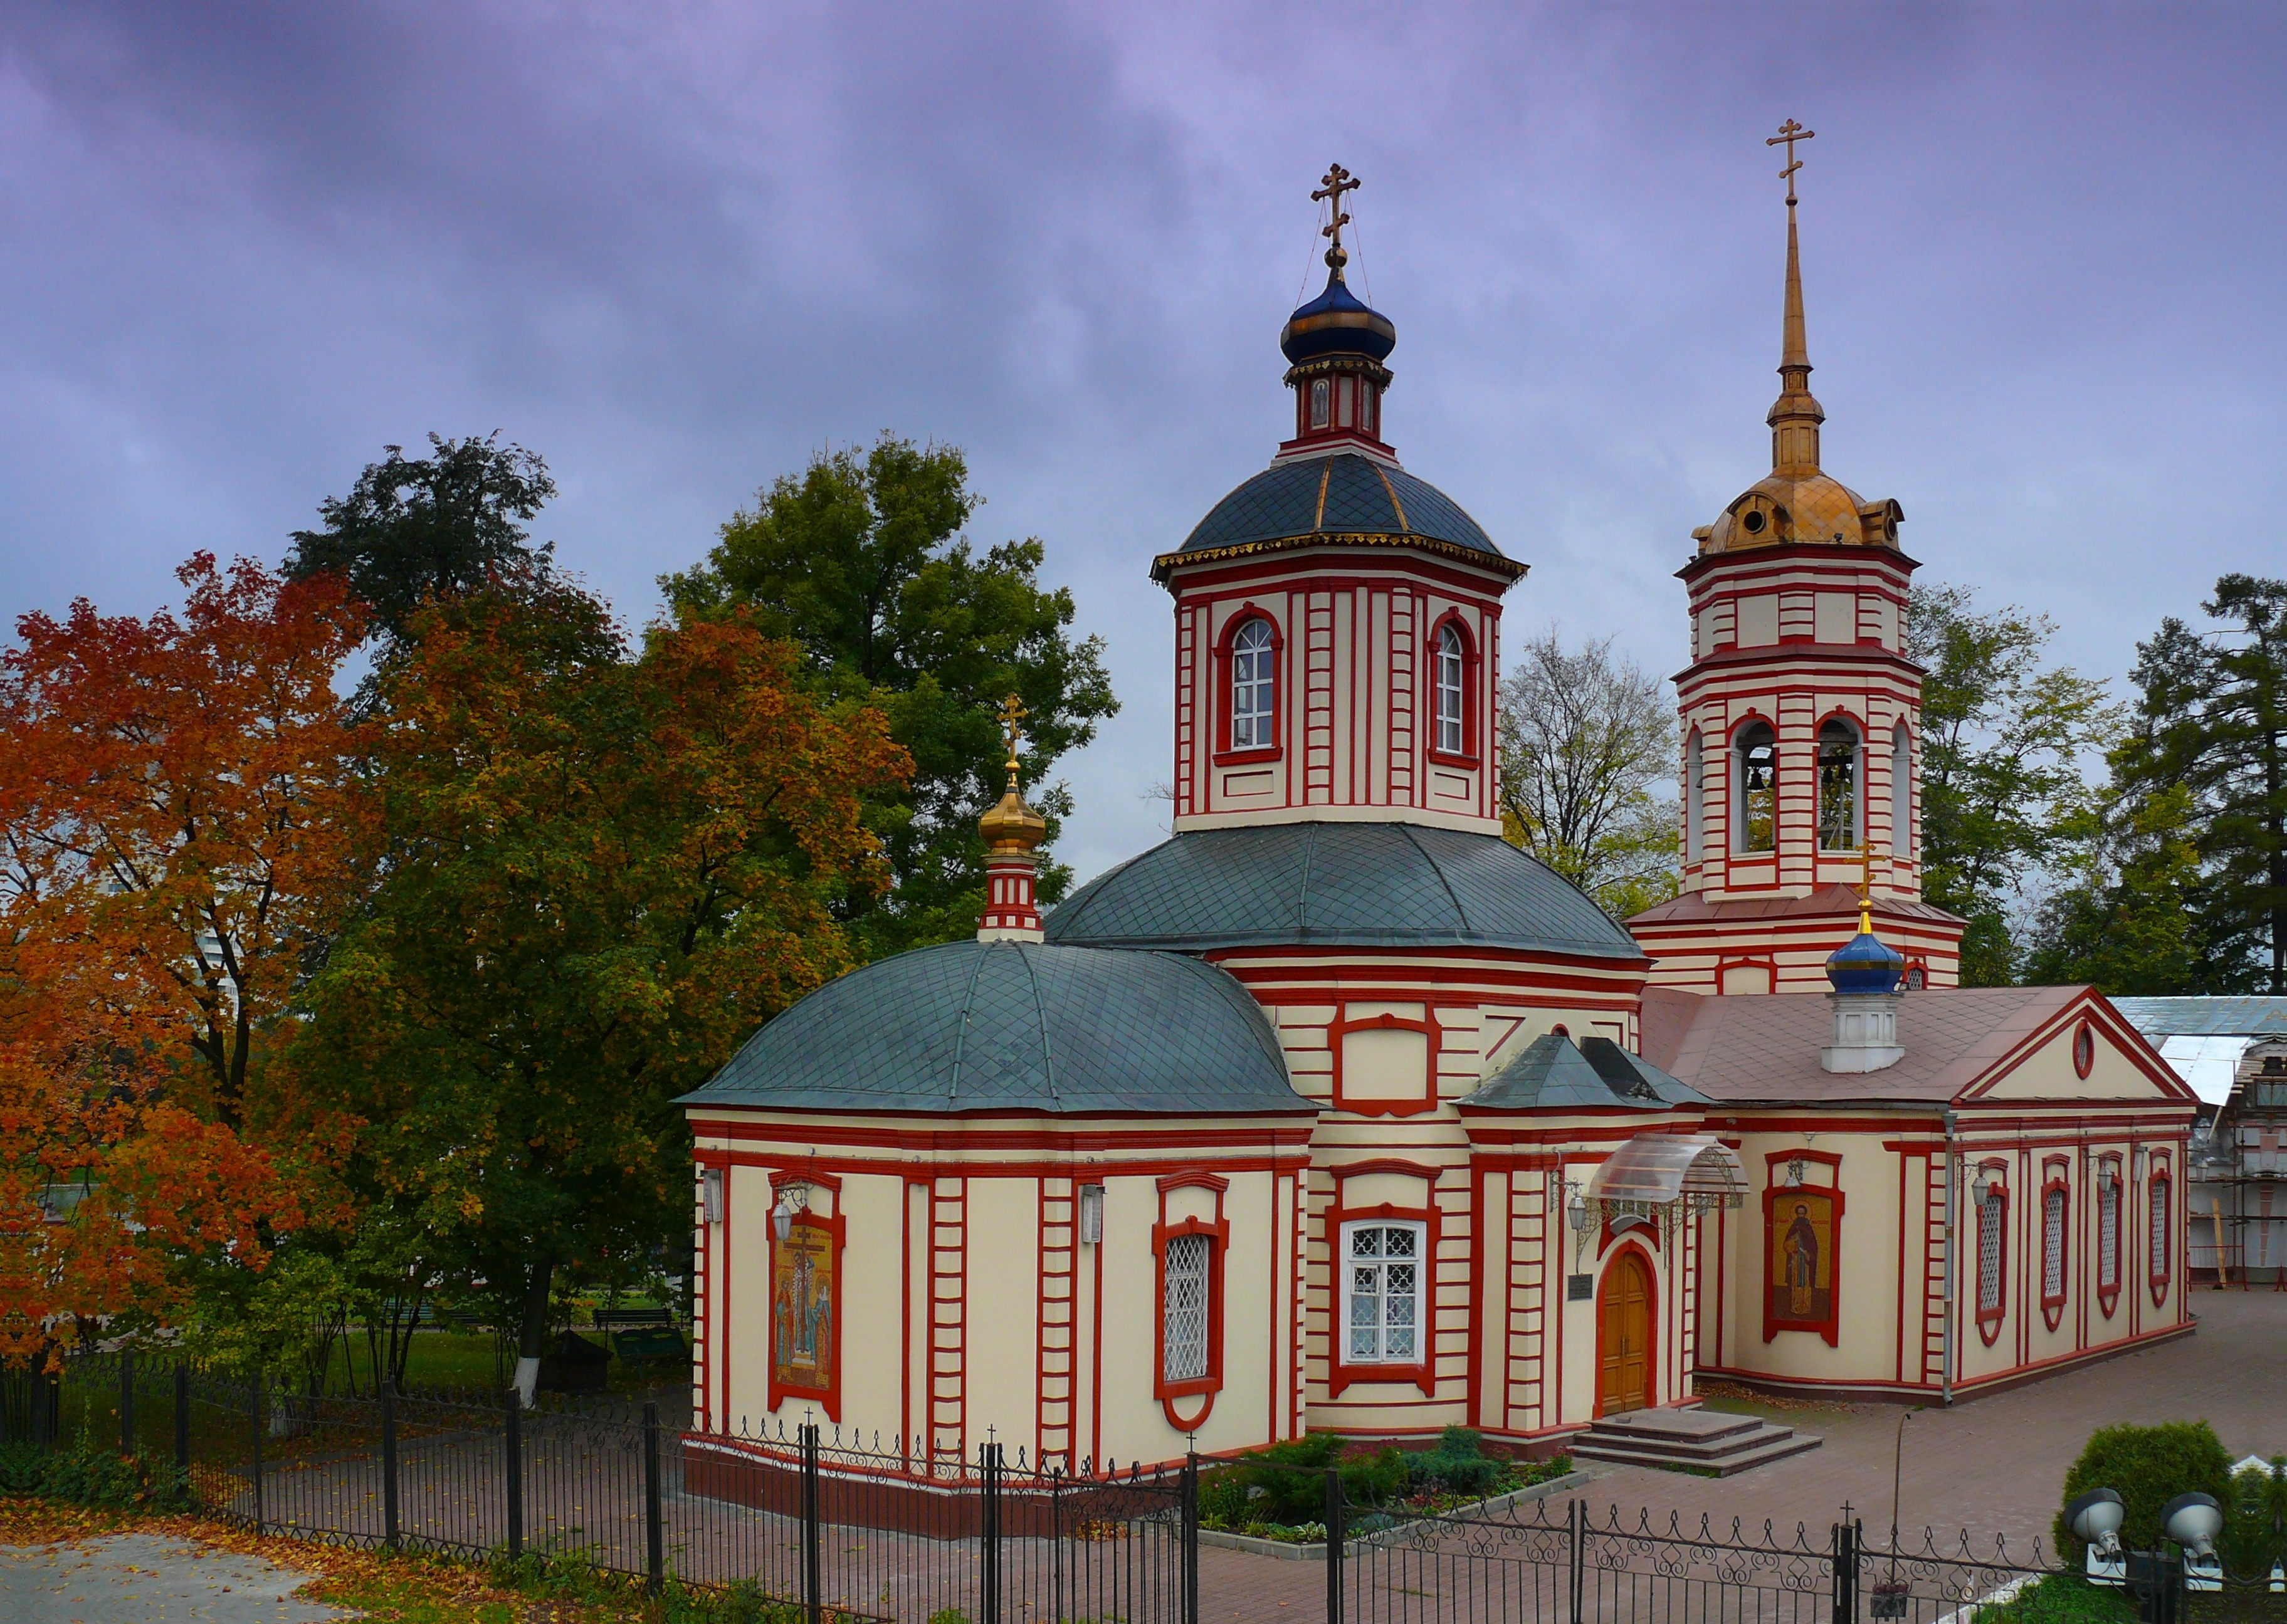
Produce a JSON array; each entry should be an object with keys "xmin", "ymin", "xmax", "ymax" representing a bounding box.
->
[
  {"xmin": 2162, "ymin": 1493, "xmax": 2224, "ymax": 1558},
  {"xmin": 2068, "ymin": 1488, "xmax": 2126, "ymax": 1553}
]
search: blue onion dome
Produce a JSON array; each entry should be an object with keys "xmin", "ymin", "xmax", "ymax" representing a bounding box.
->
[
  {"xmin": 1827, "ymin": 926, "xmax": 1905, "ymax": 995},
  {"xmin": 1280, "ymin": 271, "xmax": 1396, "ymax": 364},
  {"xmin": 679, "ymin": 940, "xmax": 1313, "ymax": 1117}
]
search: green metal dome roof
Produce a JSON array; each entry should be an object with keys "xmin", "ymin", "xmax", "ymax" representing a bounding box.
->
[
  {"xmin": 1044, "ymin": 823, "xmax": 1646, "ymax": 960},
  {"xmin": 1174, "ymin": 453, "xmax": 1505, "ymax": 560},
  {"xmin": 680, "ymin": 940, "xmax": 1311, "ymax": 1117}
]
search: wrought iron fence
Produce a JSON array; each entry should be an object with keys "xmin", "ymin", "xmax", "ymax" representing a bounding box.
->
[{"xmin": 9, "ymin": 1354, "xmax": 2285, "ymax": 1624}]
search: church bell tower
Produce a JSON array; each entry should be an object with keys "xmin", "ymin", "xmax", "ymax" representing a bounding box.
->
[{"xmin": 1627, "ymin": 123, "xmax": 1965, "ymax": 993}]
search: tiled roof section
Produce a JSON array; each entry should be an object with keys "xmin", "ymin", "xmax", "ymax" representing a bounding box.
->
[
  {"xmin": 1627, "ymin": 884, "xmax": 1963, "ymax": 926},
  {"xmin": 1177, "ymin": 453, "xmax": 1501, "ymax": 558},
  {"xmin": 681, "ymin": 941, "xmax": 1313, "ymax": 1117},
  {"xmin": 1460, "ymin": 1033, "xmax": 1709, "ymax": 1112},
  {"xmin": 1044, "ymin": 823, "xmax": 1645, "ymax": 959},
  {"xmin": 1638, "ymin": 984, "xmax": 2096, "ymax": 1104},
  {"xmin": 2111, "ymin": 997, "xmax": 2287, "ymax": 1038}
]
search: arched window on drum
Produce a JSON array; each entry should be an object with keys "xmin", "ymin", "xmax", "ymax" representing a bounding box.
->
[
  {"xmin": 1229, "ymin": 617, "xmax": 1276, "ymax": 750},
  {"xmin": 1434, "ymin": 623, "xmax": 1468, "ymax": 756}
]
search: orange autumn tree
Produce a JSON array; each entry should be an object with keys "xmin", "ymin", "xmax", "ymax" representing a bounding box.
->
[
  {"xmin": 0, "ymin": 555, "xmax": 372, "ymax": 1358},
  {"xmin": 287, "ymin": 583, "xmax": 908, "ymax": 1401}
]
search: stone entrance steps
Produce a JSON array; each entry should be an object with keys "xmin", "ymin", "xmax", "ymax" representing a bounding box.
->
[{"xmin": 1570, "ymin": 1407, "xmax": 1822, "ymax": 1477}]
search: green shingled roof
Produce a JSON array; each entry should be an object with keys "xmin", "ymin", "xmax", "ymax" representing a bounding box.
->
[
  {"xmin": 1176, "ymin": 453, "xmax": 1503, "ymax": 558},
  {"xmin": 680, "ymin": 940, "xmax": 1312, "ymax": 1117},
  {"xmin": 1043, "ymin": 822, "xmax": 1646, "ymax": 959},
  {"xmin": 1460, "ymin": 1034, "xmax": 1708, "ymax": 1112}
]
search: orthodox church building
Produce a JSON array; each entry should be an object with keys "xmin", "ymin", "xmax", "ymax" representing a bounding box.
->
[{"xmin": 681, "ymin": 144, "xmax": 2199, "ymax": 1478}]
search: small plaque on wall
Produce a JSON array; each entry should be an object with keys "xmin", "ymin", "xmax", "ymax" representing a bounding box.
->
[{"xmin": 1567, "ymin": 1274, "xmax": 1594, "ymax": 1301}]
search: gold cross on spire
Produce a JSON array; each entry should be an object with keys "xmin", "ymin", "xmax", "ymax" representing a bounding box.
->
[
  {"xmin": 1767, "ymin": 119, "xmax": 1814, "ymax": 205},
  {"xmin": 1312, "ymin": 163, "xmax": 1360, "ymax": 271},
  {"xmin": 1857, "ymin": 846, "xmax": 1875, "ymax": 935},
  {"xmin": 997, "ymin": 693, "xmax": 1029, "ymax": 782}
]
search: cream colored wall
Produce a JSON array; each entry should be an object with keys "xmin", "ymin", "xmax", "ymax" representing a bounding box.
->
[
  {"xmin": 837, "ymin": 1173, "xmax": 906, "ymax": 1437},
  {"xmin": 1714, "ymin": 1131, "xmax": 1904, "ymax": 1387},
  {"xmin": 722, "ymin": 1159, "xmax": 773, "ymax": 1430},
  {"xmin": 1975, "ymin": 1026, "xmax": 2171, "ymax": 1101},
  {"xmin": 962, "ymin": 1176, "xmax": 1041, "ymax": 1452}
]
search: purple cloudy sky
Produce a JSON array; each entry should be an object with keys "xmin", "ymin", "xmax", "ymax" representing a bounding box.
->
[{"xmin": 4, "ymin": 3, "xmax": 2283, "ymax": 881}]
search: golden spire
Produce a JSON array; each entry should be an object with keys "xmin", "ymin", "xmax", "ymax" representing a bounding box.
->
[
  {"xmin": 1764, "ymin": 120, "xmax": 1824, "ymax": 473},
  {"xmin": 1312, "ymin": 163, "xmax": 1360, "ymax": 277},
  {"xmin": 978, "ymin": 693, "xmax": 1047, "ymax": 852}
]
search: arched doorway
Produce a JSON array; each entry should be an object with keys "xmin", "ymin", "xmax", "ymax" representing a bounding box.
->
[{"xmin": 1597, "ymin": 1249, "xmax": 1654, "ymax": 1415}]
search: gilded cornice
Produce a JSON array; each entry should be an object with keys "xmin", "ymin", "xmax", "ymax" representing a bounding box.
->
[{"xmin": 1152, "ymin": 530, "xmax": 1530, "ymax": 585}]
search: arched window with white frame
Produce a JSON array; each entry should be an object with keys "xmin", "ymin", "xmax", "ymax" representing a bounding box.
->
[
  {"xmin": 1736, "ymin": 722, "xmax": 1777, "ymax": 852},
  {"xmin": 1229, "ymin": 617, "xmax": 1276, "ymax": 750},
  {"xmin": 1434, "ymin": 622, "xmax": 1468, "ymax": 756},
  {"xmin": 1817, "ymin": 719, "xmax": 1859, "ymax": 850}
]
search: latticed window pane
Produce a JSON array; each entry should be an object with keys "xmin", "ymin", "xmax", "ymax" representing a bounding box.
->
[
  {"xmin": 2100, "ymin": 1183, "xmax": 2119, "ymax": 1288},
  {"xmin": 1162, "ymin": 1232, "xmax": 1211, "ymax": 1383},
  {"xmin": 2151, "ymin": 1181, "xmax": 2169, "ymax": 1278},
  {"xmin": 1436, "ymin": 626, "xmax": 1466, "ymax": 754},
  {"xmin": 2043, "ymin": 1188, "xmax": 2066, "ymax": 1300},
  {"xmin": 1978, "ymin": 1191, "xmax": 2003, "ymax": 1313},
  {"xmin": 1344, "ymin": 1222, "xmax": 1424, "ymax": 1362},
  {"xmin": 1231, "ymin": 619, "xmax": 1275, "ymax": 748}
]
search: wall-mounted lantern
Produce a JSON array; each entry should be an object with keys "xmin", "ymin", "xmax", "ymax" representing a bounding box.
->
[
  {"xmin": 1078, "ymin": 1184, "xmax": 1105, "ymax": 1245},
  {"xmin": 701, "ymin": 1167, "xmax": 724, "ymax": 1227}
]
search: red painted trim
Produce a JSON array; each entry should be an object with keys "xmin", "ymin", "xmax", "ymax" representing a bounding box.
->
[
  {"xmin": 1090, "ymin": 1188, "xmax": 1104, "ymax": 1469},
  {"xmin": 1975, "ymin": 1163, "xmax": 2009, "ymax": 1347},
  {"xmin": 1324, "ymin": 1168, "xmax": 1441, "ymax": 1400},
  {"xmin": 1895, "ymin": 1151, "xmax": 1910, "ymax": 1386},
  {"xmin": 765, "ymin": 1205, "xmax": 846, "ymax": 1422},
  {"xmin": 1466, "ymin": 1160, "xmax": 1488, "ymax": 1429},
  {"xmin": 1593, "ymin": 1242, "xmax": 1659, "ymax": 1417},
  {"xmin": 1762, "ymin": 1150, "xmax": 1845, "ymax": 1348},
  {"xmin": 1164, "ymin": 554, "xmax": 1519, "ymax": 601},
  {"xmin": 1327, "ymin": 1005, "xmax": 1442, "ymax": 1118},
  {"xmin": 2039, "ymin": 1165, "xmax": 2070, "ymax": 1330},
  {"xmin": 720, "ymin": 1162, "xmax": 733, "ymax": 1426},
  {"xmin": 2073, "ymin": 1019, "xmax": 2095, "ymax": 1080},
  {"xmin": 1211, "ymin": 604, "xmax": 1286, "ymax": 766},
  {"xmin": 1152, "ymin": 1175, "xmax": 1229, "ymax": 1427},
  {"xmin": 1423, "ymin": 607, "xmax": 1482, "ymax": 767}
]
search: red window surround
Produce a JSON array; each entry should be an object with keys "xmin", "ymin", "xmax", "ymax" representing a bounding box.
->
[
  {"xmin": 2039, "ymin": 1163, "xmax": 2070, "ymax": 1331},
  {"xmin": 1974, "ymin": 1167, "xmax": 2008, "ymax": 1348},
  {"xmin": 2095, "ymin": 1158, "xmax": 2122, "ymax": 1321},
  {"xmin": 1211, "ymin": 606, "xmax": 1285, "ymax": 766},
  {"xmin": 1325, "ymin": 1160, "xmax": 1442, "ymax": 1400},
  {"xmin": 2148, "ymin": 1165, "xmax": 2172, "ymax": 1307},
  {"xmin": 2073, "ymin": 1020, "xmax": 2096, "ymax": 1079},
  {"xmin": 1424, "ymin": 609, "xmax": 1481, "ymax": 767},
  {"xmin": 1327, "ymin": 1005, "xmax": 1444, "ymax": 1119},
  {"xmin": 1761, "ymin": 1148, "xmax": 1844, "ymax": 1349},
  {"xmin": 1152, "ymin": 1172, "xmax": 1231, "ymax": 1430},
  {"xmin": 765, "ymin": 1168, "xmax": 847, "ymax": 1422}
]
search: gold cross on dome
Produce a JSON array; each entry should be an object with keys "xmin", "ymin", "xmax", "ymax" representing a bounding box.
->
[
  {"xmin": 1312, "ymin": 163, "xmax": 1360, "ymax": 266},
  {"xmin": 997, "ymin": 693, "xmax": 1029, "ymax": 773},
  {"xmin": 1767, "ymin": 120, "xmax": 1815, "ymax": 203}
]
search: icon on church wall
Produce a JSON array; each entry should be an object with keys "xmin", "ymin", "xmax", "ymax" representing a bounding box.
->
[
  {"xmin": 770, "ymin": 1213, "xmax": 841, "ymax": 1412},
  {"xmin": 1763, "ymin": 1171, "xmax": 1844, "ymax": 1346}
]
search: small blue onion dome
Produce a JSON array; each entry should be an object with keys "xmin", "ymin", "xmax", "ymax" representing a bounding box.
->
[
  {"xmin": 1827, "ymin": 926, "xmax": 1906, "ymax": 995},
  {"xmin": 1280, "ymin": 273, "xmax": 1397, "ymax": 364}
]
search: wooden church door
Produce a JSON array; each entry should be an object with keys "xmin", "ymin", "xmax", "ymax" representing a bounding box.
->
[{"xmin": 1598, "ymin": 1250, "xmax": 1653, "ymax": 1414}]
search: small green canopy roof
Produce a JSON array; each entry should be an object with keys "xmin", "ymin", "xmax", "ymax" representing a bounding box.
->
[
  {"xmin": 681, "ymin": 940, "xmax": 1312, "ymax": 1118},
  {"xmin": 1045, "ymin": 823, "xmax": 1646, "ymax": 960},
  {"xmin": 1460, "ymin": 1034, "xmax": 1708, "ymax": 1113}
]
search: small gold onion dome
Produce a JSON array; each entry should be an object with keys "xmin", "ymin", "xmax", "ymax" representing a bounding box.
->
[{"xmin": 979, "ymin": 757, "xmax": 1048, "ymax": 853}]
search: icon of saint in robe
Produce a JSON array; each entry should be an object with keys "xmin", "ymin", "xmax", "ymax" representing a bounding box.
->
[{"xmin": 1785, "ymin": 1203, "xmax": 1819, "ymax": 1318}]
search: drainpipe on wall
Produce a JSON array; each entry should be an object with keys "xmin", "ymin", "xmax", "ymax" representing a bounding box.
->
[{"xmin": 1941, "ymin": 1108, "xmax": 1959, "ymax": 1408}]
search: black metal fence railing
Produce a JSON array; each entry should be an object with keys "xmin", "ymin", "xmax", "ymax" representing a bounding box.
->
[{"xmin": 9, "ymin": 1354, "xmax": 2284, "ymax": 1624}]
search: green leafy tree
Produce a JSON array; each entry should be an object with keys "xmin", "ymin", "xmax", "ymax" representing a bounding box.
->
[
  {"xmin": 285, "ymin": 433, "xmax": 557, "ymax": 644},
  {"xmin": 2033, "ymin": 576, "xmax": 2287, "ymax": 992},
  {"xmin": 287, "ymin": 581, "xmax": 910, "ymax": 1401},
  {"xmin": 1907, "ymin": 583, "xmax": 2118, "ymax": 984},
  {"xmin": 1496, "ymin": 627, "xmax": 1678, "ymax": 920},
  {"xmin": 661, "ymin": 435, "xmax": 1117, "ymax": 956}
]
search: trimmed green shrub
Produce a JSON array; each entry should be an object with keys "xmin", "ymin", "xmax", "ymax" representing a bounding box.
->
[
  {"xmin": 2053, "ymin": 1422, "xmax": 2235, "ymax": 1561},
  {"xmin": 1407, "ymin": 1426, "xmax": 1504, "ymax": 1499}
]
